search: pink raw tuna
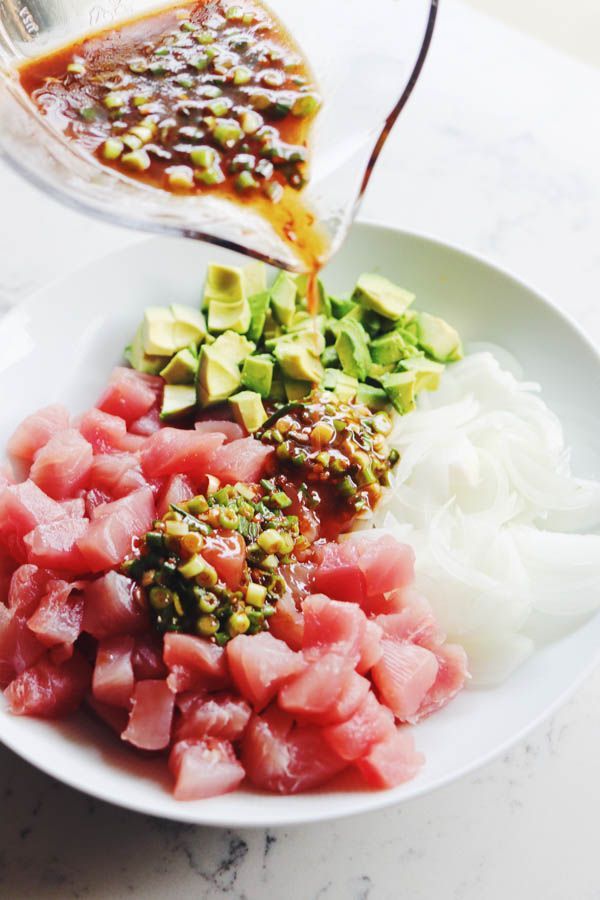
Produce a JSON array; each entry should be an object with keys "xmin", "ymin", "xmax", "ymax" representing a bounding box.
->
[
  {"xmin": 417, "ymin": 644, "xmax": 468, "ymax": 720},
  {"xmin": 7, "ymin": 404, "xmax": 70, "ymax": 463},
  {"xmin": 24, "ymin": 516, "xmax": 89, "ymax": 573},
  {"xmin": 86, "ymin": 693, "xmax": 129, "ymax": 735},
  {"xmin": 97, "ymin": 367, "xmax": 161, "ymax": 425},
  {"xmin": 376, "ymin": 598, "xmax": 444, "ymax": 650},
  {"xmin": 341, "ymin": 534, "xmax": 415, "ymax": 598},
  {"xmin": 357, "ymin": 620, "xmax": 384, "ymax": 674},
  {"xmin": 312, "ymin": 543, "xmax": 367, "ymax": 607},
  {"xmin": 92, "ymin": 635, "xmax": 135, "ymax": 708},
  {"xmin": 79, "ymin": 408, "xmax": 144, "ymax": 454},
  {"xmin": 8, "ymin": 564, "xmax": 52, "ymax": 617},
  {"xmin": 27, "ymin": 580, "xmax": 84, "ymax": 649},
  {"xmin": 169, "ymin": 738, "xmax": 245, "ymax": 800},
  {"xmin": 176, "ymin": 693, "xmax": 251, "ymax": 742},
  {"xmin": 121, "ymin": 679, "xmax": 174, "ymax": 750},
  {"xmin": 0, "ymin": 480, "xmax": 65, "ymax": 562},
  {"xmin": 355, "ymin": 728, "xmax": 424, "ymax": 788},
  {"xmin": 77, "ymin": 487, "xmax": 154, "ymax": 571},
  {"xmin": 322, "ymin": 691, "xmax": 395, "ymax": 761},
  {"xmin": 0, "ymin": 550, "xmax": 16, "ymax": 608},
  {"xmin": 278, "ymin": 653, "xmax": 366, "ymax": 726},
  {"xmin": 157, "ymin": 473, "xmax": 195, "ymax": 517},
  {"xmin": 129, "ymin": 406, "xmax": 161, "ymax": 437},
  {"xmin": 0, "ymin": 605, "xmax": 45, "ymax": 687},
  {"xmin": 206, "ymin": 437, "xmax": 274, "ymax": 484},
  {"xmin": 4, "ymin": 651, "xmax": 91, "ymax": 717},
  {"xmin": 302, "ymin": 594, "xmax": 366, "ymax": 665},
  {"xmin": 132, "ymin": 634, "xmax": 168, "ymax": 680},
  {"xmin": 194, "ymin": 420, "xmax": 244, "ymax": 442},
  {"xmin": 60, "ymin": 498, "xmax": 86, "ymax": 518},
  {"xmin": 0, "ymin": 464, "xmax": 14, "ymax": 491},
  {"xmin": 371, "ymin": 640, "xmax": 439, "ymax": 722},
  {"xmin": 163, "ymin": 633, "xmax": 229, "ymax": 693},
  {"xmin": 29, "ymin": 429, "xmax": 93, "ymax": 500},
  {"xmin": 227, "ymin": 632, "xmax": 305, "ymax": 711},
  {"xmin": 269, "ymin": 592, "xmax": 304, "ymax": 651},
  {"xmin": 89, "ymin": 453, "xmax": 146, "ymax": 500},
  {"xmin": 242, "ymin": 706, "xmax": 346, "ymax": 793},
  {"xmin": 201, "ymin": 531, "xmax": 245, "ymax": 590},
  {"xmin": 82, "ymin": 571, "xmax": 148, "ymax": 639},
  {"xmin": 141, "ymin": 428, "xmax": 225, "ymax": 481}
]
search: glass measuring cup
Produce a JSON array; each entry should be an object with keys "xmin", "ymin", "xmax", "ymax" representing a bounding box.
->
[{"xmin": 0, "ymin": 0, "xmax": 438, "ymax": 272}]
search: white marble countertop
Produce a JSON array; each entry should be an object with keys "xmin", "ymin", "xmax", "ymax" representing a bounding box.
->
[{"xmin": 1, "ymin": 2, "xmax": 600, "ymax": 897}]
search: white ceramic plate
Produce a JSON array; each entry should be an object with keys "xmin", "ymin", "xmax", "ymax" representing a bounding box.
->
[{"xmin": 0, "ymin": 222, "xmax": 599, "ymax": 827}]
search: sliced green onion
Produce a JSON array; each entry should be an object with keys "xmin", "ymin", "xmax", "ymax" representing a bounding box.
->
[
  {"xmin": 166, "ymin": 165, "xmax": 195, "ymax": 189},
  {"xmin": 121, "ymin": 149, "xmax": 151, "ymax": 171},
  {"xmin": 233, "ymin": 65, "xmax": 252, "ymax": 85},
  {"xmin": 194, "ymin": 165, "xmax": 225, "ymax": 185},
  {"xmin": 101, "ymin": 137, "xmax": 124, "ymax": 160},
  {"xmin": 235, "ymin": 171, "xmax": 258, "ymax": 191},
  {"xmin": 190, "ymin": 145, "xmax": 217, "ymax": 168},
  {"xmin": 103, "ymin": 92, "xmax": 126, "ymax": 109}
]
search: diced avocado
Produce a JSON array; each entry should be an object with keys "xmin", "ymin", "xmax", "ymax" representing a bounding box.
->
[
  {"xmin": 204, "ymin": 263, "xmax": 246, "ymax": 305},
  {"xmin": 263, "ymin": 309, "xmax": 282, "ymax": 342},
  {"xmin": 380, "ymin": 371, "xmax": 417, "ymax": 414},
  {"xmin": 322, "ymin": 369, "xmax": 358, "ymax": 402},
  {"xmin": 241, "ymin": 354, "xmax": 274, "ymax": 398},
  {"xmin": 208, "ymin": 297, "xmax": 251, "ymax": 333},
  {"xmin": 247, "ymin": 290, "xmax": 271, "ymax": 342},
  {"xmin": 275, "ymin": 337, "xmax": 323, "ymax": 383},
  {"xmin": 321, "ymin": 345, "xmax": 340, "ymax": 369},
  {"xmin": 229, "ymin": 390, "xmax": 267, "ymax": 432},
  {"xmin": 368, "ymin": 361, "xmax": 395, "ymax": 379},
  {"xmin": 354, "ymin": 273, "xmax": 415, "ymax": 321},
  {"xmin": 197, "ymin": 344, "xmax": 241, "ymax": 407},
  {"xmin": 160, "ymin": 384, "xmax": 197, "ymax": 420},
  {"xmin": 370, "ymin": 331, "xmax": 411, "ymax": 366},
  {"xmin": 330, "ymin": 295, "xmax": 357, "ymax": 319},
  {"xmin": 170, "ymin": 304, "xmax": 206, "ymax": 348},
  {"xmin": 142, "ymin": 306, "xmax": 179, "ymax": 356},
  {"xmin": 399, "ymin": 355, "xmax": 445, "ymax": 392},
  {"xmin": 270, "ymin": 272, "xmax": 297, "ymax": 326},
  {"xmin": 212, "ymin": 330, "xmax": 255, "ymax": 364},
  {"xmin": 269, "ymin": 372, "xmax": 287, "ymax": 402},
  {"xmin": 415, "ymin": 312, "xmax": 463, "ymax": 362},
  {"xmin": 292, "ymin": 273, "xmax": 309, "ymax": 299},
  {"xmin": 335, "ymin": 319, "xmax": 371, "ymax": 381},
  {"xmin": 355, "ymin": 383, "xmax": 391, "ymax": 411},
  {"xmin": 160, "ymin": 347, "xmax": 199, "ymax": 385},
  {"xmin": 242, "ymin": 261, "xmax": 267, "ymax": 298},
  {"xmin": 284, "ymin": 378, "xmax": 312, "ymax": 401},
  {"xmin": 288, "ymin": 312, "xmax": 327, "ymax": 336},
  {"xmin": 125, "ymin": 325, "xmax": 168, "ymax": 375},
  {"xmin": 394, "ymin": 323, "xmax": 420, "ymax": 346}
]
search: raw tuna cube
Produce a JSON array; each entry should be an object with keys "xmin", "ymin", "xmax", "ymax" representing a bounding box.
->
[
  {"xmin": 355, "ymin": 728, "xmax": 424, "ymax": 788},
  {"xmin": 227, "ymin": 632, "xmax": 305, "ymax": 711},
  {"xmin": 302, "ymin": 594, "xmax": 367, "ymax": 665},
  {"xmin": 206, "ymin": 437, "xmax": 274, "ymax": 484},
  {"xmin": 60, "ymin": 498, "xmax": 86, "ymax": 518},
  {"xmin": 242, "ymin": 706, "xmax": 347, "ymax": 793},
  {"xmin": 8, "ymin": 564, "xmax": 52, "ymax": 617},
  {"xmin": 77, "ymin": 487, "xmax": 154, "ymax": 571},
  {"xmin": 4, "ymin": 651, "xmax": 91, "ymax": 717},
  {"xmin": 371, "ymin": 640, "xmax": 439, "ymax": 722},
  {"xmin": 0, "ymin": 605, "xmax": 45, "ymax": 687},
  {"xmin": 27, "ymin": 580, "xmax": 84, "ymax": 649},
  {"xmin": 169, "ymin": 738, "xmax": 245, "ymax": 801},
  {"xmin": 0, "ymin": 550, "xmax": 17, "ymax": 609},
  {"xmin": 417, "ymin": 644, "xmax": 469, "ymax": 720},
  {"xmin": 278, "ymin": 653, "xmax": 360, "ymax": 725},
  {"xmin": 82, "ymin": 571, "xmax": 148, "ymax": 639},
  {"xmin": 163, "ymin": 633, "xmax": 229, "ymax": 693},
  {"xmin": 121, "ymin": 679, "xmax": 174, "ymax": 750},
  {"xmin": 141, "ymin": 428, "xmax": 225, "ymax": 481},
  {"xmin": 92, "ymin": 635, "xmax": 135, "ymax": 708},
  {"xmin": 376, "ymin": 592, "xmax": 444, "ymax": 649},
  {"xmin": 342, "ymin": 534, "xmax": 415, "ymax": 598},
  {"xmin": 29, "ymin": 429, "xmax": 93, "ymax": 500},
  {"xmin": 0, "ymin": 480, "xmax": 65, "ymax": 562},
  {"xmin": 312, "ymin": 543, "xmax": 367, "ymax": 606},
  {"xmin": 268, "ymin": 592, "xmax": 304, "ymax": 651},
  {"xmin": 132, "ymin": 634, "xmax": 168, "ymax": 680},
  {"xmin": 79, "ymin": 408, "xmax": 144, "ymax": 454},
  {"xmin": 90, "ymin": 453, "xmax": 146, "ymax": 500},
  {"xmin": 24, "ymin": 516, "xmax": 89, "ymax": 573},
  {"xmin": 129, "ymin": 406, "xmax": 161, "ymax": 437},
  {"xmin": 7, "ymin": 404, "xmax": 70, "ymax": 463},
  {"xmin": 201, "ymin": 531, "xmax": 245, "ymax": 590},
  {"xmin": 322, "ymin": 691, "xmax": 395, "ymax": 761},
  {"xmin": 86, "ymin": 693, "xmax": 129, "ymax": 735},
  {"xmin": 97, "ymin": 367, "xmax": 161, "ymax": 425},
  {"xmin": 157, "ymin": 473, "xmax": 196, "ymax": 518},
  {"xmin": 194, "ymin": 420, "xmax": 244, "ymax": 442},
  {"xmin": 357, "ymin": 620, "xmax": 384, "ymax": 674},
  {"xmin": 176, "ymin": 693, "xmax": 251, "ymax": 742}
]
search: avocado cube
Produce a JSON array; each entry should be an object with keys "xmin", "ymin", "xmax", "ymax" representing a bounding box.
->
[
  {"xmin": 204, "ymin": 263, "xmax": 246, "ymax": 306},
  {"xmin": 208, "ymin": 297, "xmax": 251, "ymax": 334},
  {"xmin": 197, "ymin": 344, "xmax": 242, "ymax": 407},
  {"xmin": 322, "ymin": 369, "xmax": 358, "ymax": 402},
  {"xmin": 380, "ymin": 371, "xmax": 417, "ymax": 414},
  {"xmin": 170, "ymin": 304, "xmax": 206, "ymax": 348},
  {"xmin": 160, "ymin": 347, "xmax": 199, "ymax": 385},
  {"xmin": 241, "ymin": 354, "xmax": 274, "ymax": 398},
  {"xmin": 335, "ymin": 319, "xmax": 371, "ymax": 381},
  {"xmin": 330, "ymin": 295, "xmax": 357, "ymax": 319},
  {"xmin": 284, "ymin": 378, "xmax": 312, "ymax": 401},
  {"xmin": 160, "ymin": 384, "xmax": 197, "ymax": 420},
  {"xmin": 247, "ymin": 290, "xmax": 271, "ymax": 342},
  {"xmin": 269, "ymin": 373, "xmax": 287, "ymax": 402},
  {"xmin": 243, "ymin": 261, "xmax": 267, "ymax": 297},
  {"xmin": 212, "ymin": 330, "xmax": 255, "ymax": 364},
  {"xmin": 415, "ymin": 312, "xmax": 463, "ymax": 362},
  {"xmin": 368, "ymin": 361, "xmax": 395, "ymax": 379},
  {"xmin": 274, "ymin": 335, "xmax": 324, "ymax": 383},
  {"xmin": 125, "ymin": 325, "xmax": 168, "ymax": 375},
  {"xmin": 354, "ymin": 273, "xmax": 415, "ymax": 321},
  {"xmin": 321, "ymin": 345, "xmax": 340, "ymax": 369},
  {"xmin": 399, "ymin": 355, "xmax": 445, "ymax": 392},
  {"xmin": 370, "ymin": 331, "xmax": 410, "ymax": 366},
  {"xmin": 270, "ymin": 272, "xmax": 297, "ymax": 326},
  {"xmin": 229, "ymin": 390, "xmax": 267, "ymax": 432},
  {"xmin": 142, "ymin": 306, "xmax": 179, "ymax": 356},
  {"xmin": 355, "ymin": 383, "xmax": 391, "ymax": 411}
]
